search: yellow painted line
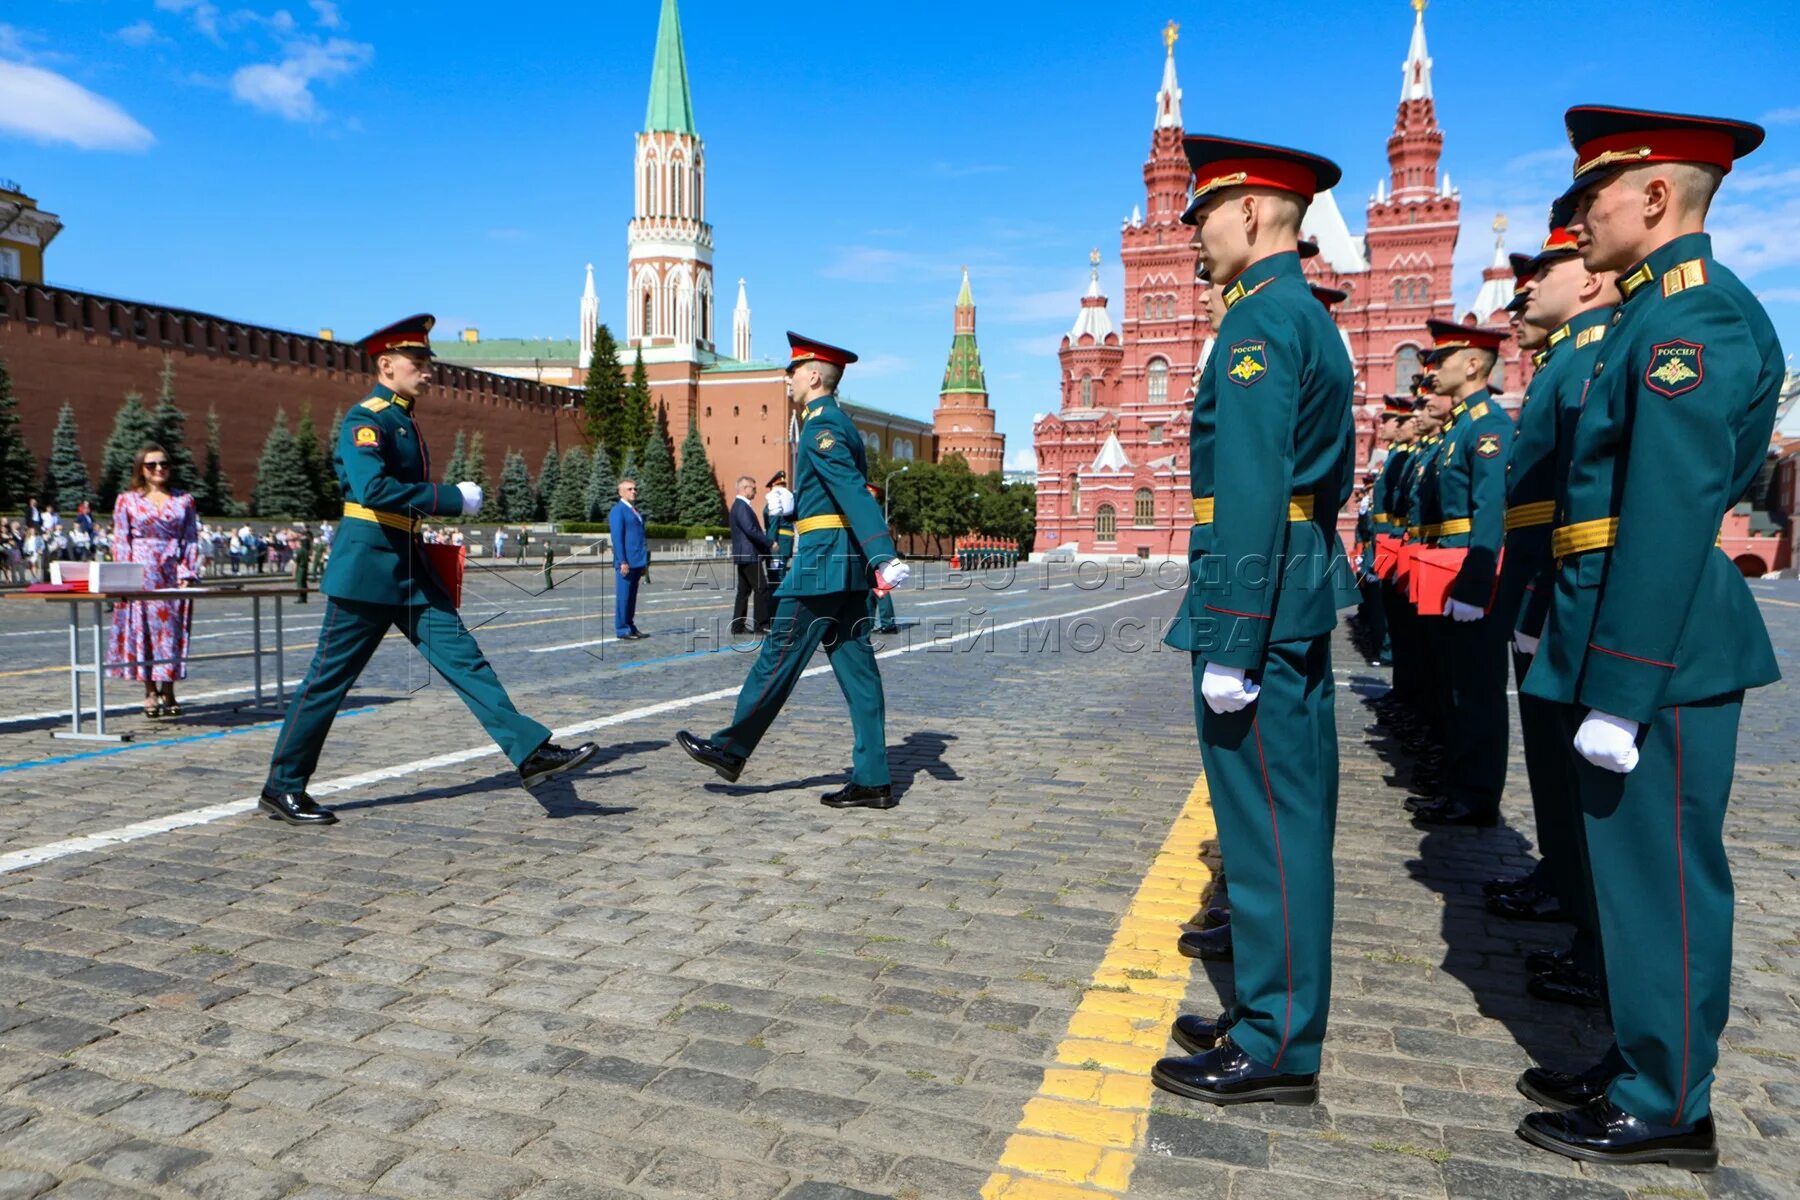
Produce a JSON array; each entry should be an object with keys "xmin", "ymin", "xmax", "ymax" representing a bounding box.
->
[{"xmin": 983, "ymin": 773, "xmax": 1216, "ymax": 1199}]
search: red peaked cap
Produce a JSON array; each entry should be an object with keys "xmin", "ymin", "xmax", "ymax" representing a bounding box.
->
[
  {"xmin": 786, "ymin": 332, "xmax": 859, "ymax": 372},
  {"xmin": 1505, "ymin": 253, "xmax": 1535, "ymax": 311},
  {"xmin": 1381, "ymin": 396, "xmax": 1414, "ymax": 417},
  {"xmin": 1555, "ymin": 105, "xmax": 1764, "ymax": 211},
  {"xmin": 359, "ymin": 313, "xmax": 436, "ymax": 358},
  {"xmin": 1421, "ymin": 317, "xmax": 1507, "ymax": 363},
  {"xmin": 1180, "ymin": 134, "xmax": 1342, "ymax": 225}
]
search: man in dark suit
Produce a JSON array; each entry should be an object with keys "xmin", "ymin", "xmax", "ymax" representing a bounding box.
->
[
  {"xmin": 608, "ymin": 478, "xmax": 649, "ymax": 639},
  {"xmin": 728, "ymin": 475, "xmax": 773, "ymax": 634}
]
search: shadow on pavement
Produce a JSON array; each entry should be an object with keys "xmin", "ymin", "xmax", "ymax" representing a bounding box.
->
[
  {"xmin": 705, "ymin": 730, "xmax": 963, "ymax": 800},
  {"xmin": 334, "ymin": 739, "xmax": 665, "ymax": 819}
]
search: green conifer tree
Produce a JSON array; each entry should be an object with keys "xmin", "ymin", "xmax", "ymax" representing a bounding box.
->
[
  {"xmin": 675, "ymin": 416, "xmax": 724, "ymax": 527},
  {"xmin": 293, "ymin": 406, "xmax": 328, "ymax": 518},
  {"xmin": 251, "ymin": 409, "xmax": 314, "ymax": 517},
  {"xmin": 584, "ymin": 442, "xmax": 618, "ymax": 521},
  {"xmin": 496, "ymin": 449, "xmax": 534, "ymax": 522},
  {"xmin": 147, "ymin": 355, "xmax": 196, "ymax": 492},
  {"xmin": 551, "ymin": 446, "xmax": 588, "ymax": 523},
  {"xmin": 442, "ymin": 429, "xmax": 469, "ymax": 487},
  {"xmin": 318, "ymin": 408, "xmax": 343, "ymax": 514},
  {"xmin": 0, "ymin": 358, "xmax": 35, "ymax": 510},
  {"xmin": 584, "ymin": 323, "xmax": 630, "ymax": 467},
  {"xmin": 623, "ymin": 348, "xmax": 654, "ymax": 458},
  {"xmin": 192, "ymin": 404, "xmax": 240, "ymax": 517},
  {"xmin": 535, "ymin": 446, "xmax": 560, "ymax": 521},
  {"xmin": 99, "ymin": 392, "xmax": 157, "ymax": 510},
  {"xmin": 42, "ymin": 402, "xmax": 92, "ymax": 512},
  {"xmin": 466, "ymin": 431, "xmax": 490, "ymax": 499},
  {"xmin": 636, "ymin": 407, "xmax": 678, "ymax": 523}
]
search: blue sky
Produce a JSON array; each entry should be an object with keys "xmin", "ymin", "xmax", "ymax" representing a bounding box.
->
[{"xmin": 4, "ymin": 1, "xmax": 1798, "ymax": 471}]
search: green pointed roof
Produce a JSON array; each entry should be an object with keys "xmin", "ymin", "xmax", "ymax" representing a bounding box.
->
[
  {"xmin": 644, "ymin": 0, "xmax": 697, "ymax": 135},
  {"xmin": 942, "ymin": 269, "xmax": 986, "ymax": 395}
]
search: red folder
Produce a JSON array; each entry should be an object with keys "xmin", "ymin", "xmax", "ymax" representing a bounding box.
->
[
  {"xmin": 1373, "ymin": 535, "xmax": 1399, "ymax": 579},
  {"xmin": 423, "ymin": 544, "xmax": 467, "ymax": 608}
]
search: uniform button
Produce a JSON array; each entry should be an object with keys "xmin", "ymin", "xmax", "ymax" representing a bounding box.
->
[
  {"xmin": 1594, "ymin": 362, "xmax": 1605, "ymax": 375},
  {"xmin": 1610, "ymin": 312, "xmax": 1622, "ymax": 325}
]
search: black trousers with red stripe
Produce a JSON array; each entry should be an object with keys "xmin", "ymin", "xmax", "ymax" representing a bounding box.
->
[
  {"xmin": 1573, "ymin": 691, "xmax": 1741, "ymax": 1126},
  {"xmin": 1192, "ymin": 635, "xmax": 1338, "ymax": 1074}
]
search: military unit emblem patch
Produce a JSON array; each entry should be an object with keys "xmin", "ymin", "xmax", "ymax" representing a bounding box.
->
[
  {"xmin": 1476, "ymin": 433, "xmax": 1501, "ymax": 458},
  {"xmin": 1644, "ymin": 339, "xmax": 1704, "ymax": 397},
  {"xmin": 1227, "ymin": 340, "xmax": 1268, "ymax": 387},
  {"xmin": 354, "ymin": 426, "xmax": 380, "ymax": 448},
  {"xmin": 815, "ymin": 432, "xmax": 836, "ymax": 451}
]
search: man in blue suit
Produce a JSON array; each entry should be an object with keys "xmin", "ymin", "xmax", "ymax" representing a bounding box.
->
[
  {"xmin": 729, "ymin": 475, "xmax": 773, "ymax": 634},
  {"xmin": 609, "ymin": 478, "xmax": 649, "ymax": 640}
]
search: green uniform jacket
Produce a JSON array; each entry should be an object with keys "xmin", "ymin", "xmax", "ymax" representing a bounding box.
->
[
  {"xmin": 1430, "ymin": 391, "xmax": 1514, "ymax": 606},
  {"xmin": 1165, "ymin": 251, "xmax": 1356, "ymax": 668},
  {"xmin": 1522, "ymin": 232, "xmax": 1782, "ymax": 723},
  {"xmin": 1355, "ymin": 504, "xmax": 1374, "ymax": 576},
  {"xmin": 777, "ymin": 394, "xmax": 898, "ymax": 597},
  {"xmin": 320, "ymin": 385, "xmax": 465, "ymax": 606},
  {"xmin": 1410, "ymin": 432, "xmax": 1446, "ymax": 538},
  {"xmin": 1492, "ymin": 309, "xmax": 1611, "ymax": 636},
  {"xmin": 1374, "ymin": 441, "xmax": 1414, "ymax": 538}
]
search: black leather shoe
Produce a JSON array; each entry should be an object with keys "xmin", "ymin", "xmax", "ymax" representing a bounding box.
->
[
  {"xmin": 1199, "ymin": 905, "xmax": 1231, "ymax": 930},
  {"xmin": 1402, "ymin": 793, "xmax": 1443, "ymax": 813},
  {"xmin": 1527, "ymin": 964, "xmax": 1603, "ymax": 1008},
  {"xmin": 821, "ymin": 783, "xmax": 896, "ymax": 809},
  {"xmin": 258, "ymin": 790, "xmax": 339, "ymax": 826},
  {"xmin": 519, "ymin": 741, "xmax": 598, "ymax": 788},
  {"xmin": 1525, "ymin": 947, "xmax": 1574, "ymax": 975},
  {"xmin": 1517, "ymin": 1064, "xmax": 1617, "ymax": 1110},
  {"xmin": 1176, "ymin": 925, "xmax": 1232, "ymax": 961},
  {"xmin": 1485, "ymin": 870, "xmax": 1542, "ymax": 898},
  {"xmin": 1170, "ymin": 1012, "xmax": 1232, "ymax": 1055},
  {"xmin": 1151, "ymin": 1037, "xmax": 1319, "ymax": 1106},
  {"xmin": 675, "ymin": 730, "xmax": 745, "ymax": 782},
  {"xmin": 1487, "ymin": 886, "xmax": 1570, "ymax": 922},
  {"xmin": 1518, "ymin": 1098, "xmax": 1717, "ymax": 1171},
  {"xmin": 1410, "ymin": 799, "xmax": 1499, "ymax": 828}
]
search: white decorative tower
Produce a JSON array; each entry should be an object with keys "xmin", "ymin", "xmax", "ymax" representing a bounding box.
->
[
  {"xmin": 578, "ymin": 263, "xmax": 599, "ymax": 368},
  {"xmin": 732, "ymin": 278, "xmax": 751, "ymax": 362},
  {"xmin": 626, "ymin": 0, "xmax": 713, "ymax": 362}
]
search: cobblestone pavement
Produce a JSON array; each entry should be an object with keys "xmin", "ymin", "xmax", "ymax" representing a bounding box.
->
[{"xmin": 0, "ymin": 566, "xmax": 1794, "ymax": 1199}]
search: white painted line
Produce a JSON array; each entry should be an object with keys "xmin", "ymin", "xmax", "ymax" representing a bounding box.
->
[
  {"xmin": 0, "ymin": 591, "xmax": 1154, "ymax": 874},
  {"xmin": 529, "ymin": 636, "xmax": 613, "ymax": 654},
  {"xmin": 0, "ymin": 677, "xmax": 312, "ymax": 728}
]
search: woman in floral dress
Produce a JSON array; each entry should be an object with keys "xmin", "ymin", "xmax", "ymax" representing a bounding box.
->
[{"xmin": 109, "ymin": 444, "xmax": 201, "ymax": 718}]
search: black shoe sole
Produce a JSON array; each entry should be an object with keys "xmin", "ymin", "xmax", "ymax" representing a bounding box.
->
[
  {"xmin": 257, "ymin": 798, "xmax": 338, "ymax": 826},
  {"xmin": 1175, "ymin": 940, "xmax": 1231, "ymax": 962},
  {"xmin": 821, "ymin": 795, "xmax": 897, "ymax": 809},
  {"xmin": 1515, "ymin": 1122, "xmax": 1717, "ymax": 1172},
  {"xmin": 677, "ymin": 737, "xmax": 743, "ymax": 783},
  {"xmin": 1151, "ymin": 1064, "xmax": 1318, "ymax": 1106},
  {"xmin": 521, "ymin": 742, "xmax": 598, "ymax": 789},
  {"xmin": 1170, "ymin": 1026, "xmax": 1219, "ymax": 1055}
]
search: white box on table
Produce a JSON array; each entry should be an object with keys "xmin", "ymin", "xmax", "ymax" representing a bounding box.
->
[{"xmin": 50, "ymin": 561, "xmax": 147, "ymax": 591}]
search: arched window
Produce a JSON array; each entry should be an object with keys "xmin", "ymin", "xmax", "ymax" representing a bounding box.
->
[
  {"xmin": 1147, "ymin": 357, "xmax": 1170, "ymax": 405},
  {"xmin": 1418, "ymin": 279, "xmax": 1429, "ymax": 302},
  {"xmin": 1394, "ymin": 279, "xmax": 1404, "ymax": 304},
  {"xmin": 1394, "ymin": 344, "xmax": 1421, "ymax": 392},
  {"xmin": 640, "ymin": 288, "xmax": 653, "ymax": 339},
  {"xmin": 1134, "ymin": 488, "xmax": 1154, "ymax": 526},
  {"xmin": 1080, "ymin": 374, "xmax": 1094, "ymax": 407},
  {"xmin": 1069, "ymin": 475, "xmax": 1081, "ymax": 515},
  {"xmin": 1095, "ymin": 504, "xmax": 1116, "ymax": 540},
  {"xmin": 671, "ymin": 167, "xmax": 684, "ymax": 216}
]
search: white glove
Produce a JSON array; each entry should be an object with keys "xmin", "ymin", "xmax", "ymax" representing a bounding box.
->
[
  {"xmin": 1574, "ymin": 710, "xmax": 1640, "ymax": 774},
  {"xmin": 1200, "ymin": 663, "xmax": 1261, "ymax": 714},
  {"xmin": 1513, "ymin": 631, "xmax": 1540, "ymax": 655},
  {"xmin": 1443, "ymin": 598, "xmax": 1484, "ymax": 622},
  {"xmin": 874, "ymin": 559, "xmax": 910, "ymax": 592},
  {"xmin": 456, "ymin": 482, "xmax": 484, "ymax": 517},
  {"xmin": 766, "ymin": 486, "xmax": 795, "ymax": 518}
]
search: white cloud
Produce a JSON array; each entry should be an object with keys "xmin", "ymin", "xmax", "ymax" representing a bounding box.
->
[
  {"xmin": 1761, "ymin": 106, "xmax": 1800, "ymax": 125},
  {"xmin": 231, "ymin": 35, "xmax": 371, "ymax": 121},
  {"xmin": 847, "ymin": 352, "xmax": 910, "ymax": 378},
  {"xmin": 0, "ymin": 61, "xmax": 154, "ymax": 151},
  {"xmin": 309, "ymin": 0, "xmax": 342, "ymax": 28},
  {"xmin": 1004, "ymin": 447, "xmax": 1038, "ymax": 473},
  {"xmin": 1710, "ymin": 193, "xmax": 1800, "ymax": 279},
  {"xmin": 1755, "ymin": 287, "xmax": 1800, "ymax": 304},
  {"xmin": 115, "ymin": 20, "xmax": 167, "ymax": 47},
  {"xmin": 155, "ymin": 0, "xmax": 222, "ymax": 44}
]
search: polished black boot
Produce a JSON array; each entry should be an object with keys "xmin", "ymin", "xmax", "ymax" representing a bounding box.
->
[
  {"xmin": 258, "ymin": 789, "xmax": 339, "ymax": 826},
  {"xmin": 1485, "ymin": 867, "xmax": 1544, "ymax": 897},
  {"xmin": 1176, "ymin": 924, "xmax": 1232, "ymax": 961},
  {"xmin": 1199, "ymin": 905, "xmax": 1231, "ymax": 930},
  {"xmin": 1517, "ymin": 1063, "xmax": 1617, "ymax": 1110},
  {"xmin": 1518, "ymin": 1098, "xmax": 1717, "ymax": 1171},
  {"xmin": 1410, "ymin": 798, "xmax": 1499, "ymax": 828},
  {"xmin": 1524, "ymin": 947, "xmax": 1574, "ymax": 975},
  {"xmin": 519, "ymin": 741, "xmax": 598, "ymax": 788},
  {"xmin": 1169, "ymin": 1012, "xmax": 1232, "ymax": 1055},
  {"xmin": 821, "ymin": 782, "xmax": 896, "ymax": 809},
  {"xmin": 1151, "ymin": 1037, "xmax": 1318, "ymax": 1106},
  {"xmin": 1487, "ymin": 886, "xmax": 1569, "ymax": 922},
  {"xmin": 1527, "ymin": 963, "xmax": 1603, "ymax": 1008},
  {"xmin": 675, "ymin": 730, "xmax": 745, "ymax": 782}
]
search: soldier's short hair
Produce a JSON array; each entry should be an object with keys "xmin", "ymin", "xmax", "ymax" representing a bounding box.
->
[
  {"xmin": 811, "ymin": 361, "xmax": 844, "ymax": 391},
  {"xmin": 1664, "ymin": 162, "xmax": 1726, "ymax": 218}
]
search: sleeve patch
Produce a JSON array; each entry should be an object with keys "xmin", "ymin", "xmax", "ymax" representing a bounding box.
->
[
  {"xmin": 1225, "ymin": 339, "xmax": 1268, "ymax": 387},
  {"xmin": 814, "ymin": 430, "xmax": 837, "ymax": 451},
  {"xmin": 1644, "ymin": 339, "xmax": 1704, "ymax": 398},
  {"xmin": 353, "ymin": 426, "xmax": 381, "ymax": 449},
  {"xmin": 1475, "ymin": 433, "xmax": 1501, "ymax": 458}
]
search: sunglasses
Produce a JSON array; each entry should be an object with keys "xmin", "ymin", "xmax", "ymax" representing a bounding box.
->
[{"xmin": 144, "ymin": 461, "xmax": 170, "ymax": 469}]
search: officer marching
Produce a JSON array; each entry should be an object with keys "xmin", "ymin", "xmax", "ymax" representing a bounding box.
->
[
  {"xmin": 1155, "ymin": 135, "xmax": 1355, "ymax": 1106},
  {"xmin": 676, "ymin": 334, "xmax": 912, "ymax": 809},
  {"xmin": 259, "ymin": 316, "xmax": 596, "ymax": 825},
  {"xmin": 1515, "ymin": 106, "xmax": 1781, "ymax": 1171}
]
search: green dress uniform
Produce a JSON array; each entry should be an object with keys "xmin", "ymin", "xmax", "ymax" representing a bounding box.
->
[
  {"xmin": 709, "ymin": 391, "xmax": 899, "ymax": 787},
  {"xmin": 1164, "ymin": 243, "xmax": 1355, "ymax": 1076},
  {"xmin": 265, "ymin": 369, "xmax": 551, "ymax": 794},
  {"xmin": 1492, "ymin": 303, "xmax": 1610, "ymax": 970},
  {"xmin": 1353, "ymin": 495, "xmax": 1386, "ymax": 663},
  {"xmin": 1522, "ymin": 229, "xmax": 1782, "ymax": 1126},
  {"xmin": 1401, "ymin": 430, "xmax": 1446, "ymax": 735},
  {"xmin": 1375, "ymin": 437, "xmax": 1416, "ymax": 696}
]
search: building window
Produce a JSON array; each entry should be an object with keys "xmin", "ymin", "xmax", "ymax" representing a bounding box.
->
[
  {"xmin": 641, "ymin": 289, "xmax": 653, "ymax": 338},
  {"xmin": 0, "ymin": 247, "xmax": 19, "ymax": 280},
  {"xmin": 1149, "ymin": 423, "xmax": 1163, "ymax": 444},
  {"xmin": 869, "ymin": 434, "xmax": 880, "ymax": 452},
  {"xmin": 1394, "ymin": 344, "xmax": 1422, "ymax": 393},
  {"xmin": 1393, "ymin": 279, "xmax": 1404, "ymax": 304},
  {"xmin": 1147, "ymin": 357, "xmax": 1169, "ymax": 405},
  {"xmin": 1069, "ymin": 475, "xmax": 1081, "ymax": 515},
  {"xmin": 1095, "ymin": 504, "xmax": 1116, "ymax": 540},
  {"xmin": 705, "ymin": 405, "xmax": 712, "ymax": 417},
  {"xmin": 1080, "ymin": 374, "xmax": 1093, "ymax": 407},
  {"xmin": 1134, "ymin": 488, "xmax": 1154, "ymax": 526}
]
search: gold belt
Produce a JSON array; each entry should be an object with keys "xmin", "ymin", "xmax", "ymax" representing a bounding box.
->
[
  {"xmin": 1553, "ymin": 516, "xmax": 1720, "ymax": 560},
  {"xmin": 795, "ymin": 514, "xmax": 848, "ymax": 535},
  {"xmin": 342, "ymin": 502, "xmax": 422, "ymax": 534},
  {"xmin": 1435, "ymin": 517, "xmax": 1472, "ymax": 537},
  {"xmin": 1191, "ymin": 494, "xmax": 1315, "ymax": 525},
  {"xmin": 1372, "ymin": 512, "xmax": 1393, "ymax": 525},
  {"xmin": 1504, "ymin": 500, "xmax": 1556, "ymax": 532}
]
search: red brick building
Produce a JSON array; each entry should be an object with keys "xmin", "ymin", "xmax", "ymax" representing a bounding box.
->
[{"xmin": 1034, "ymin": 7, "xmax": 1526, "ymax": 559}]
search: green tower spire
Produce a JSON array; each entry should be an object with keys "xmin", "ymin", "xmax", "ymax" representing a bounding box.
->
[
  {"xmin": 644, "ymin": 0, "xmax": 697, "ymax": 135},
  {"xmin": 940, "ymin": 268, "xmax": 988, "ymax": 396}
]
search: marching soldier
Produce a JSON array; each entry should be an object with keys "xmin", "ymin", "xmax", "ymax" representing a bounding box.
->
[
  {"xmin": 1408, "ymin": 320, "xmax": 1514, "ymax": 828},
  {"xmin": 1155, "ymin": 136, "xmax": 1354, "ymax": 1106},
  {"xmin": 259, "ymin": 315, "xmax": 596, "ymax": 826},
  {"xmin": 1515, "ymin": 106, "xmax": 1780, "ymax": 1171},
  {"xmin": 676, "ymin": 334, "xmax": 912, "ymax": 809},
  {"xmin": 1487, "ymin": 226, "xmax": 1620, "ymax": 1021}
]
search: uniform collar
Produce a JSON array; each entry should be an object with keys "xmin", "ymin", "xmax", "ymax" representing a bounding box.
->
[
  {"xmin": 369, "ymin": 383, "xmax": 413, "ymax": 414},
  {"xmin": 1221, "ymin": 250, "xmax": 1302, "ymax": 310},
  {"xmin": 801, "ymin": 393, "xmax": 840, "ymax": 422},
  {"xmin": 1618, "ymin": 231, "xmax": 1712, "ymax": 302}
]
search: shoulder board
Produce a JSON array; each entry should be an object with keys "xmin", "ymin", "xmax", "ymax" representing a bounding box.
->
[
  {"xmin": 358, "ymin": 397, "xmax": 391, "ymax": 413},
  {"xmin": 1467, "ymin": 401, "xmax": 1489, "ymax": 420},
  {"xmin": 1661, "ymin": 259, "xmax": 1708, "ymax": 298},
  {"xmin": 1532, "ymin": 350, "xmax": 1549, "ymax": 369},
  {"xmin": 1222, "ymin": 277, "xmax": 1276, "ymax": 310},
  {"xmin": 1574, "ymin": 325, "xmax": 1605, "ymax": 349}
]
